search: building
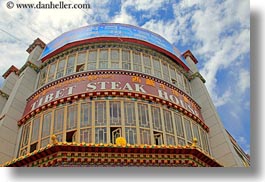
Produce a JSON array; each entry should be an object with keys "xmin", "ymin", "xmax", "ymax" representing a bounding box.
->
[{"xmin": 0, "ymin": 23, "xmax": 249, "ymax": 167}]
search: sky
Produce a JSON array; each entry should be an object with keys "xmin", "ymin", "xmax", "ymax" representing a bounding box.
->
[{"xmin": 0, "ymin": 0, "xmax": 250, "ymax": 154}]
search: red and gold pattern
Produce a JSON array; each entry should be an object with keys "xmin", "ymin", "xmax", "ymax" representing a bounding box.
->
[{"xmin": 2, "ymin": 142, "xmax": 222, "ymax": 167}]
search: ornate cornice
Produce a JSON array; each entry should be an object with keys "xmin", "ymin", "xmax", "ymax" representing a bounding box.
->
[
  {"xmin": 26, "ymin": 38, "xmax": 46, "ymax": 54},
  {"xmin": 2, "ymin": 65, "xmax": 19, "ymax": 79},
  {"xmin": 18, "ymin": 61, "xmax": 40, "ymax": 75},
  {"xmin": 188, "ymin": 72, "xmax": 206, "ymax": 83}
]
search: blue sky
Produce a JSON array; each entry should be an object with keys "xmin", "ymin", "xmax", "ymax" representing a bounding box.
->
[{"xmin": 0, "ymin": 0, "xmax": 250, "ymax": 153}]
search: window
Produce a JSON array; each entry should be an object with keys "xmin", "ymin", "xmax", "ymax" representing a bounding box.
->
[
  {"xmin": 80, "ymin": 102, "xmax": 92, "ymax": 127},
  {"xmin": 80, "ymin": 128, "xmax": 92, "ymax": 143},
  {"xmin": 153, "ymin": 58, "xmax": 162, "ymax": 78},
  {"xmin": 192, "ymin": 123, "xmax": 201, "ymax": 147},
  {"xmin": 55, "ymin": 133, "xmax": 63, "ymax": 142},
  {"xmin": 56, "ymin": 59, "xmax": 66, "ymax": 79},
  {"xmin": 54, "ymin": 108, "xmax": 64, "ymax": 133},
  {"xmin": 122, "ymin": 50, "xmax": 131, "ymax": 70},
  {"xmin": 66, "ymin": 131, "xmax": 76, "ymax": 142},
  {"xmin": 174, "ymin": 114, "xmax": 184, "ymax": 138},
  {"xmin": 183, "ymin": 76, "xmax": 191, "ymax": 95},
  {"xmin": 138, "ymin": 103, "xmax": 149, "ymax": 127},
  {"xmin": 110, "ymin": 101, "xmax": 121, "ymax": 125},
  {"xmin": 40, "ymin": 138, "xmax": 50, "ymax": 148},
  {"xmin": 177, "ymin": 72, "xmax": 184, "ymax": 91},
  {"xmin": 67, "ymin": 105, "xmax": 77, "ymax": 130},
  {"xmin": 47, "ymin": 63, "xmax": 56, "ymax": 82},
  {"xmin": 143, "ymin": 54, "xmax": 152, "ymax": 74},
  {"xmin": 177, "ymin": 138, "xmax": 185, "ymax": 146},
  {"xmin": 87, "ymin": 50, "xmax": 97, "ymax": 70},
  {"xmin": 99, "ymin": 49, "xmax": 108, "ymax": 69},
  {"xmin": 95, "ymin": 127, "xmax": 107, "ymax": 143},
  {"xmin": 66, "ymin": 55, "xmax": 75, "ymax": 75},
  {"xmin": 95, "ymin": 102, "xmax": 106, "ymax": 126},
  {"xmin": 170, "ymin": 66, "xmax": 178, "ymax": 87},
  {"xmin": 154, "ymin": 132, "xmax": 163, "ymax": 145},
  {"xmin": 125, "ymin": 128, "xmax": 137, "ymax": 144},
  {"xmin": 124, "ymin": 102, "xmax": 136, "ymax": 126},
  {"xmin": 184, "ymin": 119, "xmax": 192, "ymax": 142},
  {"xmin": 20, "ymin": 148, "xmax": 28, "ymax": 156},
  {"xmin": 42, "ymin": 112, "xmax": 51, "ymax": 138},
  {"xmin": 201, "ymin": 129, "xmax": 210, "ymax": 153},
  {"xmin": 38, "ymin": 66, "xmax": 47, "ymax": 87},
  {"xmin": 76, "ymin": 52, "xmax": 86, "ymax": 72},
  {"xmin": 30, "ymin": 142, "xmax": 38, "ymax": 153},
  {"xmin": 151, "ymin": 106, "xmax": 162, "ymax": 131},
  {"xmin": 132, "ymin": 51, "xmax": 142, "ymax": 72},
  {"xmin": 164, "ymin": 109, "xmax": 174, "ymax": 134},
  {"xmin": 21, "ymin": 123, "xmax": 30, "ymax": 147},
  {"xmin": 140, "ymin": 129, "xmax": 151, "ymax": 145},
  {"xmin": 110, "ymin": 49, "xmax": 120, "ymax": 68},
  {"xmin": 162, "ymin": 62, "xmax": 170, "ymax": 82},
  {"xmin": 166, "ymin": 135, "xmax": 175, "ymax": 145},
  {"xmin": 111, "ymin": 127, "xmax": 121, "ymax": 144},
  {"xmin": 31, "ymin": 117, "xmax": 40, "ymax": 142}
]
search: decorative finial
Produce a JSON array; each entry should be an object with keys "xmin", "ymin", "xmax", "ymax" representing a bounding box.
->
[
  {"xmin": 192, "ymin": 137, "xmax": 198, "ymax": 147},
  {"xmin": 115, "ymin": 137, "xmax": 127, "ymax": 146},
  {"xmin": 51, "ymin": 135, "xmax": 58, "ymax": 144}
]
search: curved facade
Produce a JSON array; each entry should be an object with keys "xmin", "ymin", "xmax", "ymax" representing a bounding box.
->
[{"xmin": 0, "ymin": 23, "xmax": 250, "ymax": 167}]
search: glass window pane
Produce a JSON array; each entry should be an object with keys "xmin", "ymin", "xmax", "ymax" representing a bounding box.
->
[
  {"xmin": 124, "ymin": 102, "xmax": 136, "ymax": 126},
  {"xmin": 21, "ymin": 123, "xmax": 31, "ymax": 147},
  {"xmin": 66, "ymin": 55, "xmax": 75, "ymax": 75},
  {"xmin": 166, "ymin": 135, "xmax": 175, "ymax": 145},
  {"xmin": 41, "ymin": 138, "xmax": 50, "ymax": 148},
  {"xmin": 192, "ymin": 123, "xmax": 201, "ymax": 147},
  {"xmin": 177, "ymin": 137, "xmax": 185, "ymax": 146},
  {"xmin": 95, "ymin": 102, "xmax": 106, "ymax": 126},
  {"xmin": 140, "ymin": 129, "xmax": 151, "ymax": 145},
  {"xmin": 99, "ymin": 49, "xmax": 108, "ymax": 60},
  {"xmin": 54, "ymin": 108, "xmax": 64, "ymax": 133},
  {"xmin": 77, "ymin": 52, "xmax": 86, "ymax": 64},
  {"xmin": 153, "ymin": 58, "xmax": 162, "ymax": 78},
  {"xmin": 81, "ymin": 103, "xmax": 92, "ymax": 127},
  {"xmin": 42, "ymin": 112, "xmax": 51, "ymax": 138},
  {"xmin": 151, "ymin": 106, "xmax": 162, "ymax": 131},
  {"xmin": 125, "ymin": 128, "xmax": 137, "ymax": 144},
  {"xmin": 88, "ymin": 50, "xmax": 97, "ymax": 61},
  {"xmin": 184, "ymin": 119, "xmax": 192, "ymax": 141},
  {"xmin": 110, "ymin": 101, "xmax": 121, "ymax": 125},
  {"xmin": 164, "ymin": 110, "xmax": 174, "ymax": 134},
  {"xmin": 133, "ymin": 51, "xmax": 142, "ymax": 72},
  {"xmin": 31, "ymin": 117, "xmax": 40, "ymax": 142},
  {"xmin": 95, "ymin": 128, "xmax": 107, "ymax": 143},
  {"xmin": 138, "ymin": 103, "xmax": 149, "ymax": 127},
  {"xmin": 67, "ymin": 105, "xmax": 77, "ymax": 130},
  {"xmin": 174, "ymin": 114, "xmax": 184, "ymax": 138},
  {"xmin": 80, "ymin": 128, "xmax": 92, "ymax": 143},
  {"xmin": 111, "ymin": 49, "xmax": 119, "ymax": 60},
  {"xmin": 122, "ymin": 50, "xmax": 131, "ymax": 70}
]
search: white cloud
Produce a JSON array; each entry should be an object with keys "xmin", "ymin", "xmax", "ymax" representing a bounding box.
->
[{"xmin": 237, "ymin": 69, "xmax": 250, "ymax": 94}]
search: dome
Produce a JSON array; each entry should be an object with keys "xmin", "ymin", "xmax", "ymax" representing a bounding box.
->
[{"xmin": 40, "ymin": 23, "xmax": 188, "ymax": 70}]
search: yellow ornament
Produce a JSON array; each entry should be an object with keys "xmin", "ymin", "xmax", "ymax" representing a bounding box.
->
[{"xmin": 115, "ymin": 137, "xmax": 127, "ymax": 146}]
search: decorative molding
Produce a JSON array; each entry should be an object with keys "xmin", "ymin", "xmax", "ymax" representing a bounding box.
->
[
  {"xmin": 2, "ymin": 65, "xmax": 19, "ymax": 79},
  {"xmin": 26, "ymin": 38, "xmax": 46, "ymax": 54},
  {"xmin": 18, "ymin": 61, "xmax": 40, "ymax": 75},
  {"xmin": 0, "ymin": 90, "xmax": 9, "ymax": 99},
  {"xmin": 1, "ymin": 142, "xmax": 222, "ymax": 167},
  {"xmin": 182, "ymin": 50, "xmax": 198, "ymax": 64},
  {"xmin": 188, "ymin": 72, "xmax": 206, "ymax": 83}
]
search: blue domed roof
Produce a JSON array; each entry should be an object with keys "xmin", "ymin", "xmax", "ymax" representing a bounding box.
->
[{"xmin": 40, "ymin": 23, "xmax": 183, "ymax": 62}]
